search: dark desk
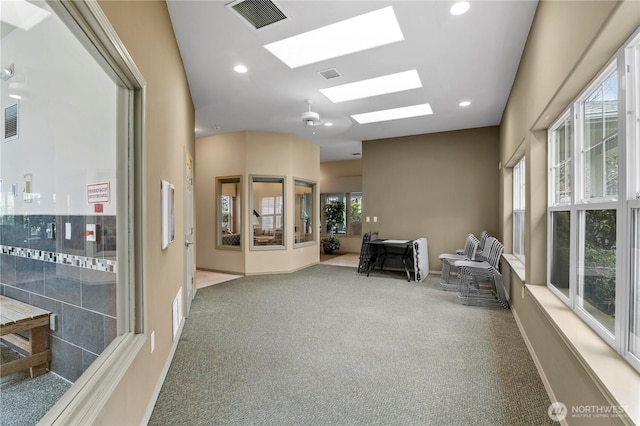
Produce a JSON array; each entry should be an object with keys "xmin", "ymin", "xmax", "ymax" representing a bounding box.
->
[{"xmin": 366, "ymin": 239, "xmax": 414, "ymax": 282}]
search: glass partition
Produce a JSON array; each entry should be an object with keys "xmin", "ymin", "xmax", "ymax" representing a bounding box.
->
[
  {"xmin": 251, "ymin": 176, "xmax": 285, "ymax": 248},
  {"xmin": 217, "ymin": 176, "xmax": 241, "ymax": 248},
  {"xmin": 294, "ymin": 180, "xmax": 315, "ymax": 245}
]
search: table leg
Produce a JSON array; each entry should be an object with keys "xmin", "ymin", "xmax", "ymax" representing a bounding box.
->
[{"xmin": 29, "ymin": 325, "xmax": 49, "ymax": 378}]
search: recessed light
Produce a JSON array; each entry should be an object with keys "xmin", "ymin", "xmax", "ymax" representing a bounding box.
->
[
  {"xmin": 459, "ymin": 100, "xmax": 471, "ymax": 107},
  {"xmin": 450, "ymin": 2, "xmax": 470, "ymax": 16},
  {"xmin": 264, "ymin": 6, "xmax": 404, "ymax": 69},
  {"xmin": 352, "ymin": 103, "xmax": 433, "ymax": 124},
  {"xmin": 321, "ymin": 70, "xmax": 422, "ymax": 103},
  {"xmin": 234, "ymin": 65, "xmax": 248, "ymax": 73}
]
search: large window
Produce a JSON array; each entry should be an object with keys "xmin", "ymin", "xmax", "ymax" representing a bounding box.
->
[
  {"xmin": 217, "ymin": 177, "xmax": 241, "ymax": 248},
  {"xmin": 0, "ymin": 0, "xmax": 144, "ymax": 421},
  {"xmin": 251, "ymin": 176, "xmax": 285, "ymax": 248},
  {"xmin": 294, "ymin": 179, "xmax": 315, "ymax": 245},
  {"xmin": 513, "ymin": 157, "xmax": 526, "ymax": 263},
  {"xmin": 547, "ymin": 30, "xmax": 640, "ymax": 372},
  {"xmin": 321, "ymin": 192, "xmax": 362, "ymax": 236}
]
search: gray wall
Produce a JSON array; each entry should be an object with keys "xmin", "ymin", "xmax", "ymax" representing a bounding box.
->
[{"xmin": 362, "ymin": 126, "xmax": 500, "ymax": 271}]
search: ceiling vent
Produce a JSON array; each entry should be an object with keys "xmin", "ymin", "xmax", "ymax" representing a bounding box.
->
[
  {"xmin": 3, "ymin": 103, "xmax": 19, "ymax": 142},
  {"xmin": 318, "ymin": 68, "xmax": 341, "ymax": 80},
  {"xmin": 227, "ymin": 0, "xmax": 287, "ymax": 30}
]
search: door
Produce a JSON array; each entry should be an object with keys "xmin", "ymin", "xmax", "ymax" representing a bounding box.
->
[{"xmin": 183, "ymin": 150, "xmax": 195, "ymax": 316}]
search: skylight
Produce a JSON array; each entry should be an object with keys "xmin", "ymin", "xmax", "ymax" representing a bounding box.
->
[
  {"xmin": 351, "ymin": 103, "xmax": 433, "ymax": 124},
  {"xmin": 264, "ymin": 6, "xmax": 404, "ymax": 69},
  {"xmin": 320, "ymin": 70, "xmax": 422, "ymax": 103},
  {"xmin": 0, "ymin": 0, "xmax": 50, "ymax": 31}
]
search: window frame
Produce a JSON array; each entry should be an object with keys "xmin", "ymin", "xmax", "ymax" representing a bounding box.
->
[
  {"xmin": 547, "ymin": 28, "xmax": 640, "ymax": 373},
  {"xmin": 216, "ymin": 176, "xmax": 242, "ymax": 250},
  {"xmin": 250, "ymin": 175, "xmax": 286, "ymax": 250},
  {"xmin": 513, "ymin": 157, "xmax": 526, "ymax": 264},
  {"xmin": 293, "ymin": 178, "xmax": 316, "ymax": 248},
  {"xmin": 38, "ymin": 1, "xmax": 147, "ymax": 423}
]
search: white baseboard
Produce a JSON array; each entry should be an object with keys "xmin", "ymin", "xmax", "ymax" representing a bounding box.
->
[{"xmin": 140, "ymin": 318, "xmax": 186, "ymax": 425}]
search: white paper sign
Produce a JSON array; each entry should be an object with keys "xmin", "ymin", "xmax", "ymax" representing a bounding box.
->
[{"xmin": 87, "ymin": 182, "xmax": 110, "ymax": 204}]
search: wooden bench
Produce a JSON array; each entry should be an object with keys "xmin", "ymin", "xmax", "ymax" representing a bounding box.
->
[{"xmin": 0, "ymin": 295, "xmax": 51, "ymax": 378}]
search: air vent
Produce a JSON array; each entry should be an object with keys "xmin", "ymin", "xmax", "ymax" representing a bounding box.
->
[
  {"xmin": 228, "ymin": 0, "xmax": 287, "ymax": 30},
  {"xmin": 4, "ymin": 103, "xmax": 18, "ymax": 142},
  {"xmin": 318, "ymin": 68, "xmax": 342, "ymax": 80}
]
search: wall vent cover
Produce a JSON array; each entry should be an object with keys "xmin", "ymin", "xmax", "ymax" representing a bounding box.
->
[
  {"xmin": 318, "ymin": 68, "xmax": 341, "ymax": 80},
  {"xmin": 3, "ymin": 103, "xmax": 19, "ymax": 142},
  {"xmin": 227, "ymin": 0, "xmax": 287, "ymax": 30}
]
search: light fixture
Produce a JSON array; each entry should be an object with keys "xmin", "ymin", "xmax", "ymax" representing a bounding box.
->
[
  {"xmin": 233, "ymin": 64, "xmax": 248, "ymax": 73},
  {"xmin": 1, "ymin": 65, "xmax": 14, "ymax": 81},
  {"xmin": 324, "ymin": 122, "xmax": 333, "ymax": 127},
  {"xmin": 264, "ymin": 6, "xmax": 404, "ymax": 69},
  {"xmin": 450, "ymin": 2, "xmax": 470, "ymax": 16},
  {"xmin": 320, "ymin": 70, "xmax": 422, "ymax": 103},
  {"xmin": 351, "ymin": 103, "xmax": 433, "ymax": 124},
  {"xmin": 459, "ymin": 100, "xmax": 471, "ymax": 107},
  {"xmin": 9, "ymin": 94, "xmax": 21, "ymax": 100},
  {"xmin": 0, "ymin": 0, "xmax": 50, "ymax": 31}
]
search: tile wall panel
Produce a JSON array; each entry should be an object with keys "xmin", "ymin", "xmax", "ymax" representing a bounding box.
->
[{"xmin": 0, "ymin": 214, "xmax": 117, "ymax": 382}]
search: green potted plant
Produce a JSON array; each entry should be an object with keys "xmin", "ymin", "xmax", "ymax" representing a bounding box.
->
[{"xmin": 322, "ymin": 200, "xmax": 345, "ymax": 254}]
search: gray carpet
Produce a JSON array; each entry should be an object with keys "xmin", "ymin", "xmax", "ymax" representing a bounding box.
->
[
  {"xmin": 0, "ymin": 344, "xmax": 71, "ymax": 426},
  {"xmin": 149, "ymin": 265, "xmax": 554, "ymax": 425}
]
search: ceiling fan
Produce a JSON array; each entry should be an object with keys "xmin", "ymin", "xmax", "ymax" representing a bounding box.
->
[{"xmin": 300, "ymin": 99, "xmax": 323, "ymax": 127}]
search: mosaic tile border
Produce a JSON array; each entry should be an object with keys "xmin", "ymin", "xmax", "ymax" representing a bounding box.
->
[{"xmin": 0, "ymin": 245, "xmax": 116, "ymax": 272}]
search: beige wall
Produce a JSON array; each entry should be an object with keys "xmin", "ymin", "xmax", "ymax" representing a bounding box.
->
[
  {"xmin": 94, "ymin": 1, "xmax": 195, "ymax": 424},
  {"xmin": 362, "ymin": 127, "xmax": 500, "ymax": 270},
  {"xmin": 196, "ymin": 131, "xmax": 320, "ymax": 275},
  {"xmin": 499, "ymin": 1, "xmax": 640, "ymax": 424}
]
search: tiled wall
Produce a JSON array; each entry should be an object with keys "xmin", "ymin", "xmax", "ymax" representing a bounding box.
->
[{"xmin": 0, "ymin": 214, "xmax": 117, "ymax": 382}]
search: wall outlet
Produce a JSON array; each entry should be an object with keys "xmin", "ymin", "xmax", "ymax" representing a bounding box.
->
[
  {"xmin": 373, "ymin": 216, "xmax": 378, "ymax": 222},
  {"xmin": 49, "ymin": 314, "xmax": 58, "ymax": 331},
  {"xmin": 86, "ymin": 224, "xmax": 96, "ymax": 242},
  {"xmin": 150, "ymin": 331, "xmax": 155, "ymax": 353},
  {"xmin": 366, "ymin": 216, "xmax": 370, "ymax": 222}
]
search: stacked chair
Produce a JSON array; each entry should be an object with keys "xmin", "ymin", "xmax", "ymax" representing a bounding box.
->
[
  {"xmin": 438, "ymin": 233, "xmax": 479, "ymax": 291},
  {"xmin": 454, "ymin": 237, "xmax": 509, "ymax": 308},
  {"xmin": 357, "ymin": 231, "xmax": 379, "ymax": 274}
]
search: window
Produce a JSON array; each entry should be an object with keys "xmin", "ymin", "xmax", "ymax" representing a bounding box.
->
[
  {"xmin": 0, "ymin": 0, "xmax": 144, "ymax": 420},
  {"xmin": 251, "ymin": 176, "xmax": 285, "ymax": 248},
  {"xmin": 294, "ymin": 179, "xmax": 315, "ymax": 245},
  {"xmin": 349, "ymin": 192, "xmax": 363, "ymax": 236},
  {"xmin": 217, "ymin": 177, "xmax": 241, "ymax": 248},
  {"xmin": 321, "ymin": 192, "xmax": 362, "ymax": 236},
  {"xmin": 547, "ymin": 29, "xmax": 640, "ymax": 372},
  {"xmin": 513, "ymin": 157, "xmax": 526, "ymax": 263},
  {"xmin": 581, "ymin": 68, "xmax": 618, "ymax": 200}
]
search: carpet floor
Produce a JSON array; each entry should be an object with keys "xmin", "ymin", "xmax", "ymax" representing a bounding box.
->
[
  {"xmin": 0, "ymin": 345, "xmax": 71, "ymax": 426},
  {"xmin": 149, "ymin": 264, "xmax": 554, "ymax": 426}
]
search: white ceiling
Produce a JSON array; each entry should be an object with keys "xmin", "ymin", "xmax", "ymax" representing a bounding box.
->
[{"xmin": 167, "ymin": 0, "xmax": 538, "ymax": 162}]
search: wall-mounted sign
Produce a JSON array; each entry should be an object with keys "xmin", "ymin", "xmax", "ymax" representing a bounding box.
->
[{"xmin": 87, "ymin": 182, "xmax": 110, "ymax": 204}]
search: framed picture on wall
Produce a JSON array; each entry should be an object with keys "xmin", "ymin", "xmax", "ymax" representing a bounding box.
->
[{"xmin": 161, "ymin": 179, "xmax": 175, "ymax": 249}]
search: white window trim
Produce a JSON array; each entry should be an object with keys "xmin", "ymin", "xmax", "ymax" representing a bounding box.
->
[
  {"xmin": 38, "ymin": 1, "xmax": 147, "ymax": 424},
  {"xmin": 547, "ymin": 27, "xmax": 640, "ymax": 374},
  {"xmin": 513, "ymin": 157, "xmax": 526, "ymax": 264}
]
